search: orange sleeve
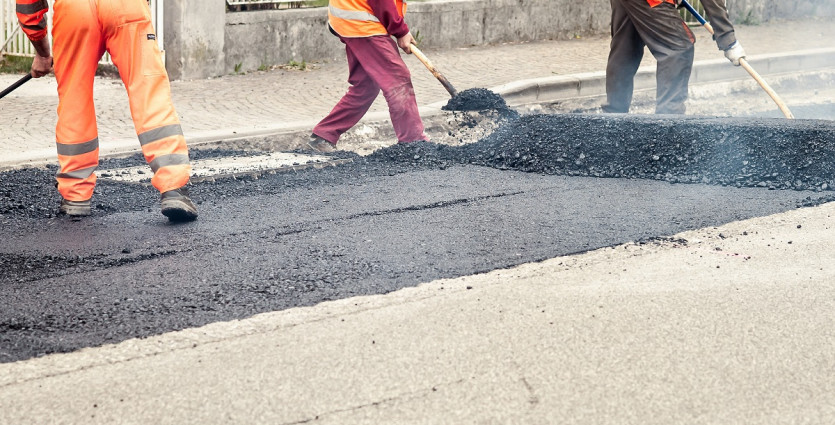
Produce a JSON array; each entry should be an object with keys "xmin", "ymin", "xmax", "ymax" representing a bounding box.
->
[{"xmin": 15, "ymin": 0, "xmax": 49, "ymax": 41}]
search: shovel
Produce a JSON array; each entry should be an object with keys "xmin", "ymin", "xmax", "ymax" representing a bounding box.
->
[
  {"xmin": 0, "ymin": 73, "xmax": 33, "ymax": 100},
  {"xmin": 409, "ymin": 44, "xmax": 458, "ymax": 98},
  {"xmin": 679, "ymin": 0, "xmax": 794, "ymax": 119}
]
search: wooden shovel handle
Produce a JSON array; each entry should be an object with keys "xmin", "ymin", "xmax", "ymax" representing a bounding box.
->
[
  {"xmin": 702, "ymin": 22, "xmax": 793, "ymax": 119},
  {"xmin": 739, "ymin": 58, "xmax": 794, "ymax": 119},
  {"xmin": 410, "ymin": 44, "xmax": 458, "ymax": 98}
]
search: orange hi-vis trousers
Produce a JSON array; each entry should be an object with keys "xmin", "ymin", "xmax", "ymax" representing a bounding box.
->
[{"xmin": 52, "ymin": 0, "xmax": 190, "ymax": 201}]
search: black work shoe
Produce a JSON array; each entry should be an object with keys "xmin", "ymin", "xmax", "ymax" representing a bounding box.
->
[
  {"xmin": 160, "ymin": 188, "xmax": 198, "ymax": 222},
  {"xmin": 59, "ymin": 198, "xmax": 92, "ymax": 217},
  {"xmin": 308, "ymin": 134, "xmax": 337, "ymax": 153}
]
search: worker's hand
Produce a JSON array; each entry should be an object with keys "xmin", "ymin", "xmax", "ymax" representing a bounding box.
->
[
  {"xmin": 724, "ymin": 41, "xmax": 746, "ymax": 66},
  {"xmin": 30, "ymin": 54, "xmax": 53, "ymax": 78},
  {"xmin": 397, "ymin": 32, "xmax": 415, "ymax": 54}
]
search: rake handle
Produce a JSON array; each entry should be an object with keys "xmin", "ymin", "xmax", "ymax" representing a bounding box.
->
[{"xmin": 0, "ymin": 74, "xmax": 33, "ymax": 100}]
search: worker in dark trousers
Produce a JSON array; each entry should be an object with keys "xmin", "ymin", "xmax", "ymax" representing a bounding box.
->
[{"xmin": 603, "ymin": 0, "xmax": 746, "ymax": 114}]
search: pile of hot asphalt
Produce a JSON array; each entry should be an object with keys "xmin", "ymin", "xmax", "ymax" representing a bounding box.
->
[
  {"xmin": 374, "ymin": 113, "xmax": 835, "ymax": 192},
  {"xmin": 2, "ymin": 113, "xmax": 834, "ymax": 221},
  {"xmin": 442, "ymin": 88, "xmax": 512, "ymax": 113}
]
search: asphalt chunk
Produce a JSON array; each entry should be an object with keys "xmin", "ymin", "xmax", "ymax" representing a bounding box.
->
[{"xmin": 443, "ymin": 87, "xmax": 514, "ymax": 115}]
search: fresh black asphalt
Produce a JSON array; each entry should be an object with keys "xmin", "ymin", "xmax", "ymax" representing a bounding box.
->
[{"xmin": 1, "ymin": 113, "xmax": 833, "ymax": 363}]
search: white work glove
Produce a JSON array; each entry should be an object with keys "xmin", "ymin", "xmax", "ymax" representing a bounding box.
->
[{"xmin": 724, "ymin": 41, "xmax": 746, "ymax": 66}]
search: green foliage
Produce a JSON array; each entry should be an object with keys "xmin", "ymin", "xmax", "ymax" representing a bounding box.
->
[
  {"xmin": 283, "ymin": 60, "xmax": 307, "ymax": 71},
  {"xmin": 234, "ymin": 62, "xmax": 243, "ymax": 74},
  {"xmin": 0, "ymin": 55, "xmax": 33, "ymax": 75}
]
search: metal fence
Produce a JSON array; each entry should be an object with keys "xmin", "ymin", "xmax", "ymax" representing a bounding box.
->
[
  {"xmin": 1, "ymin": 0, "xmax": 164, "ymax": 63},
  {"xmin": 226, "ymin": 0, "xmax": 325, "ymax": 12},
  {"xmin": 0, "ymin": 0, "xmax": 42, "ymax": 58}
]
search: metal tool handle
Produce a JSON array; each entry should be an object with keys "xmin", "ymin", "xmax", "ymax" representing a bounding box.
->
[
  {"xmin": 679, "ymin": 0, "xmax": 794, "ymax": 119},
  {"xmin": 410, "ymin": 44, "xmax": 458, "ymax": 98},
  {"xmin": 0, "ymin": 73, "xmax": 33, "ymax": 100}
]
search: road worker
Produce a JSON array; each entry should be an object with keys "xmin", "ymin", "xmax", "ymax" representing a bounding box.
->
[
  {"xmin": 308, "ymin": 0, "xmax": 429, "ymax": 152},
  {"xmin": 603, "ymin": 0, "xmax": 746, "ymax": 114},
  {"xmin": 16, "ymin": 0, "xmax": 198, "ymax": 221}
]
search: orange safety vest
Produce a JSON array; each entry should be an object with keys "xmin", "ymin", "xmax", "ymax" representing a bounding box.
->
[
  {"xmin": 328, "ymin": 0, "xmax": 407, "ymax": 38},
  {"xmin": 647, "ymin": 0, "xmax": 676, "ymax": 6}
]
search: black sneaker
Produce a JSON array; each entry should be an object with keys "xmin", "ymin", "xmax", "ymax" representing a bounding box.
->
[
  {"xmin": 308, "ymin": 134, "xmax": 337, "ymax": 153},
  {"xmin": 160, "ymin": 188, "xmax": 198, "ymax": 222},
  {"xmin": 59, "ymin": 198, "xmax": 92, "ymax": 217}
]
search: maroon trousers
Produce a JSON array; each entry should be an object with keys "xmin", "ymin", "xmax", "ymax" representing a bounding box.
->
[{"xmin": 313, "ymin": 35, "xmax": 428, "ymax": 144}]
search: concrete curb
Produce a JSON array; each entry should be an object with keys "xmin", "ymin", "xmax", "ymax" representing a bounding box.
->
[
  {"xmin": 3, "ymin": 48, "xmax": 833, "ymax": 170},
  {"xmin": 495, "ymin": 47, "xmax": 835, "ymax": 105}
]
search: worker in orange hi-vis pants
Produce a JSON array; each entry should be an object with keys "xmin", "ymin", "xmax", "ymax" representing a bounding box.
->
[{"xmin": 16, "ymin": 0, "xmax": 197, "ymax": 222}]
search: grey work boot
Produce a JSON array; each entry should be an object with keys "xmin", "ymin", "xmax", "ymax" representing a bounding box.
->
[
  {"xmin": 308, "ymin": 134, "xmax": 337, "ymax": 153},
  {"xmin": 59, "ymin": 198, "xmax": 92, "ymax": 217},
  {"xmin": 160, "ymin": 188, "xmax": 198, "ymax": 223}
]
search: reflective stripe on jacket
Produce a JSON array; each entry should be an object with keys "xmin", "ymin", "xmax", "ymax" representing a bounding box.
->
[
  {"xmin": 16, "ymin": 0, "xmax": 49, "ymax": 41},
  {"xmin": 329, "ymin": 0, "xmax": 407, "ymax": 38},
  {"xmin": 647, "ymin": 0, "xmax": 676, "ymax": 7}
]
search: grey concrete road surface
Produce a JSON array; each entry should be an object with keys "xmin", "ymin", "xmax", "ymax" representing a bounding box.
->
[{"xmin": 1, "ymin": 201, "xmax": 834, "ymax": 424}]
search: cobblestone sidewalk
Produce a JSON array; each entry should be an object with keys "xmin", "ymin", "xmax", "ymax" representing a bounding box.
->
[{"xmin": 0, "ymin": 19, "xmax": 830, "ymax": 166}]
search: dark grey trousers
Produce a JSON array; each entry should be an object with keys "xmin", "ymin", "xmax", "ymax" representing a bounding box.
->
[{"xmin": 603, "ymin": 0, "xmax": 696, "ymax": 114}]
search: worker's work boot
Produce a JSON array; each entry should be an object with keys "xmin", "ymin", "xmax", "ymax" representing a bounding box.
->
[
  {"xmin": 59, "ymin": 198, "xmax": 92, "ymax": 217},
  {"xmin": 160, "ymin": 188, "xmax": 198, "ymax": 223},
  {"xmin": 308, "ymin": 134, "xmax": 337, "ymax": 153}
]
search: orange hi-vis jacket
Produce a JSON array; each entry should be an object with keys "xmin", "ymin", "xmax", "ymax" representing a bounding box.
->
[
  {"xmin": 329, "ymin": 0, "xmax": 407, "ymax": 38},
  {"xmin": 15, "ymin": 0, "xmax": 48, "ymax": 41}
]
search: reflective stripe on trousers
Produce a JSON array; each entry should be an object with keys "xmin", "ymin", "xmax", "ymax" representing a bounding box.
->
[{"xmin": 52, "ymin": 0, "xmax": 191, "ymax": 201}]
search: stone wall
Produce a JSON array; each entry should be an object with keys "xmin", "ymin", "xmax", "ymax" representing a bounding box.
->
[
  {"xmin": 165, "ymin": 0, "xmax": 835, "ymax": 80},
  {"xmin": 725, "ymin": 0, "xmax": 835, "ymax": 22},
  {"xmin": 224, "ymin": 0, "xmax": 610, "ymax": 77},
  {"xmin": 164, "ymin": 0, "xmax": 226, "ymax": 80}
]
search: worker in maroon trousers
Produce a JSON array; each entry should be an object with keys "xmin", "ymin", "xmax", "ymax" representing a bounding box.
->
[{"xmin": 309, "ymin": 0, "xmax": 428, "ymax": 152}]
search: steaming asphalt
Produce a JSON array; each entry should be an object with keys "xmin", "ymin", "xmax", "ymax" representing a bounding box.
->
[{"xmin": 2, "ymin": 113, "xmax": 834, "ymax": 363}]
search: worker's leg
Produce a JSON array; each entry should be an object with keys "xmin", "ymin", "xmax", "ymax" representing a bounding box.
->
[
  {"xmin": 603, "ymin": 0, "xmax": 646, "ymax": 113},
  {"xmin": 343, "ymin": 36, "xmax": 427, "ymax": 143},
  {"xmin": 99, "ymin": 0, "xmax": 191, "ymax": 194},
  {"xmin": 313, "ymin": 40, "xmax": 381, "ymax": 145},
  {"xmin": 623, "ymin": 0, "xmax": 695, "ymax": 114},
  {"xmin": 51, "ymin": 0, "xmax": 105, "ymax": 202}
]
